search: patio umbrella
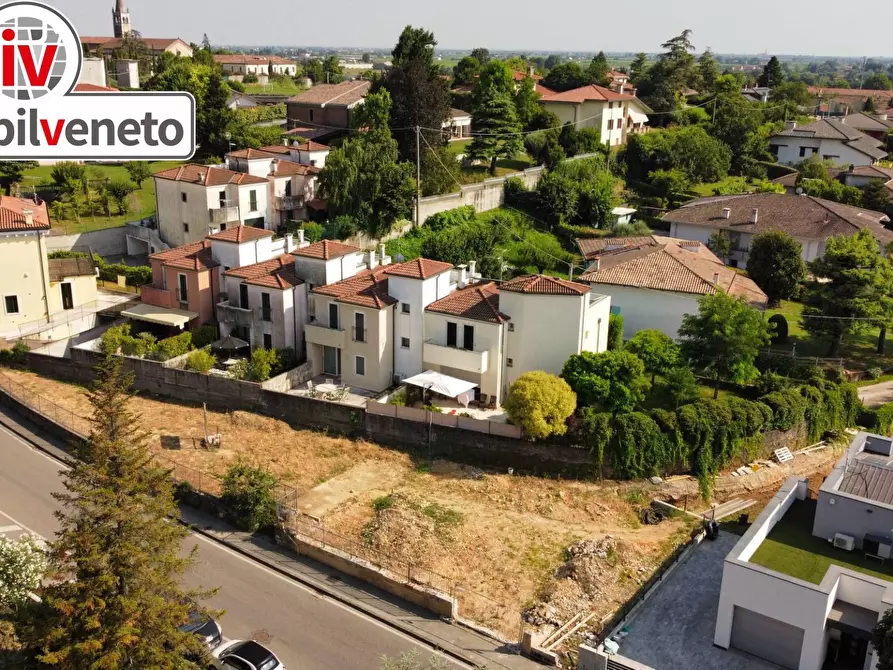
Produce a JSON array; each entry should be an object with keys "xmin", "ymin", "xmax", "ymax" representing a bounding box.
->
[{"xmin": 211, "ymin": 335, "xmax": 249, "ymax": 351}]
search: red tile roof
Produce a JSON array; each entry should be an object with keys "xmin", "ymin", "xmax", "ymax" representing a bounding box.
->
[
  {"xmin": 74, "ymin": 82, "xmax": 117, "ymax": 92},
  {"xmin": 293, "ymin": 141, "xmax": 330, "ymax": 152},
  {"xmin": 541, "ymin": 83, "xmax": 636, "ymax": 104},
  {"xmin": 500, "ymin": 274, "xmax": 590, "ymax": 296},
  {"xmin": 259, "ymin": 144, "xmax": 294, "ymax": 155},
  {"xmin": 270, "ymin": 160, "xmax": 320, "ymax": 177},
  {"xmin": 213, "ymin": 54, "xmax": 296, "ymax": 65},
  {"xmin": 226, "ymin": 148, "xmax": 280, "ymax": 160},
  {"xmin": 287, "ymin": 81, "xmax": 371, "ymax": 107},
  {"xmin": 313, "ymin": 267, "xmax": 396, "ymax": 309},
  {"xmin": 426, "ymin": 283, "xmax": 508, "ymax": 324},
  {"xmin": 512, "ymin": 70, "xmax": 543, "ymax": 82},
  {"xmin": 291, "ymin": 240, "xmax": 360, "ymax": 260},
  {"xmin": 384, "ymin": 258, "xmax": 453, "ymax": 280},
  {"xmin": 206, "ymin": 225, "xmax": 273, "ymax": 243},
  {"xmin": 576, "ymin": 236, "xmax": 657, "ymax": 261},
  {"xmin": 150, "ymin": 241, "xmax": 219, "ymax": 271},
  {"xmin": 224, "ymin": 254, "xmax": 303, "ymax": 289},
  {"xmin": 0, "ymin": 196, "xmax": 49, "ymax": 231},
  {"xmin": 153, "ymin": 164, "xmax": 269, "ymax": 187},
  {"xmin": 82, "ymin": 37, "xmax": 188, "ymax": 51}
]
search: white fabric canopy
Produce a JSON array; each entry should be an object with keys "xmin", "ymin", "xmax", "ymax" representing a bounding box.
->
[
  {"xmin": 402, "ymin": 370, "xmax": 478, "ymax": 398},
  {"xmin": 629, "ymin": 110, "xmax": 649, "ymax": 124}
]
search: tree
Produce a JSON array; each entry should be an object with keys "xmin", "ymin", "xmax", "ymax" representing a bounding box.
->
[
  {"xmin": 0, "ymin": 534, "xmax": 46, "ymax": 610},
  {"xmin": 452, "ymin": 56, "xmax": 480, "ymax": 85},
  {"xmin": 50, "ymin": 161, "xmax": 87, "ymax": 194},
  {"xmin": 514, "ymin": 75, "xmax": 541, "ymax": 129},
  {"xmin": 758, "ymin": 56, "xmax": 784, "ymax": 88},
  {"xmin": 201, "ymin": 33, "xmax": 211, "ymax": 51},
  {"xmin": 587, "ymin": 51, "xmax": 610, "ymax": 86},
  {"xmin": 679, "ymin": 291, "xmax": 771, "ymax": 397},
  {"xmin": 662, "ymin": 366, "xmax": 700, "ymax": 407},
  {"xmin": 863, "ymin": 179, "xmax": 891, "ymax": 213},
  {"xmin": 29, "ymin": 357, "xmax": 213, "ymax": 667},
  {"xmin": 803, "ymin": 229, "xmax": 892, "ymax": 356},
  {"xmin": 698, "ymin": 48, "xmax": 720, "ymax": 93},
  {"xmin": 709, "ymin": 95, "xmax": 770, "ymax": 175},
  {"xmin": 649, "ymin": 168, "xmax": 691, "ymax": 205},
  {"xmin": 504, "ymin": 371, "xmax": 576, "ymax": 440},
  {"xmin": 624, "ymin": 126, "xmax": 731, "ymax": 184},
  {"xmin": 707, "ymin": 230, "xmax": 732, "ymax": 261},
  {"xmin": 124, "ymin": 161, "xmax": 152, "ymax": 188},
  {"xmin": 767, "ymin": 81, "xmax": 812, "ymax": 122},
  {"xmin": 608, "ymin": 312, "xmax": 624, "ymax": 350},
  {"xmin": 362, "ymin": 52, "xmax": 372, "ymax": 64},
  {"xmin": 746, "ymin": 231, "xmax": 806, "ymax": 306},
  {"xmin": 469, "ymin": 47, "xmax": 490, "ymax": 66},
  {"xmin": 0, "ymin": 161, "xmax": 37, "ymax": 195},
  {"xmin": 629, "ymin": 52, "xmax": 649, "ymax": 83},
  {"xmin": 561, "ymin": 350, "xmax": 650, "ymax": 413},
  {"xmin": 322, "ymin": 55, "xmax": 344, "ymax": 84},
  {"xmin": 625, "ymin": 329, "xmax": 680, "ymax": 383},
  {"xmin": 865, "ymin": 96, "xmax": 877, "ymax": 113},
  {"xmin": 544, "ymin": 54, "xmax": 562, "ymax": 70},
  {"xmin": 468, "ymin": 64, "xmax": 523, "ymax": 175},
  {"xmin": 105, "ymin": 179, "xmax": 136, "ymax": 214},
  {"xmin": 536, "ymin": 171, "xmax": 579, "ymax": 224},
  {"xmin": 542, "ymin": 62, "xmax": 587, "ymax": 92},
  {"xmin": 221, "ymin": 461, "xmax": 278, "ymax": 531},
  {"xmin": 637, "ymin": 30, "xmax": 698, "ymax": 116},
  {"xmin": 863, "ymin": 72, "xmax": 893, "ymax": 90}
]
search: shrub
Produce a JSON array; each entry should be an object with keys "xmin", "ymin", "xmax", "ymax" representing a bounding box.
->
[
  {"xmin": 221, "ymin": 461, "xmax": 278, "ymax": 532},
  {"xmin": 191, "ymin": 325, "xmax": 218, "ymax": 349},
  {"xmin": 760, "ymin": 387, "xmax": 808, "ymax": 430},
  {"xmin": 877, "ymin": 404, "xmax": 893, "ymax": 436},
  {"xmin": 869, "ymin": 367, "xmax": 884, "ymax": 380},
  {"xmin": 121, "ymin": 331, "xmax": 156, "ymax": 358},
  {"xmin": 562, "ymin": 350, "xmax": 650, "ymax": 413},
  {"xmin": 768, "ymin": 314, "xmax": 789, "ymax": 345},
  {"xmin": 662, "ymin": 366, "xmax": 699, "ymax": 408},
  {"xmin": 860, "ymin": 407, "xmax": 879, "ymax": 431},
  {"xmin": 243, "ymin": 73, "xmax": 259, "ymax": 84},
  {"xmin": 421, "ymin": 403, "xmax": 443, "ymax": 413},
  {"xmin": 608, "ymin": 313, "xmax": 624, "ymax": 350},
  {"xmin": 184, "ymin": 349, "xmax": 216, "ymax": 373},
  {"xmin": 301, "ymin": 221, "xmax": 325, "ymax": 243},
  {"xmin": 372, "ymin": 494, "xmax": 395, "ymax": 511},
  {"xmin": 99, "ymin": 323, "xmax": 134, "ymax": 355},
  {"xmin": 150, "ymin": 332, "xmax": 193, "ymax": 361},
  {"xmin": 505, "ymin": 371, "xmax": 577, "ymax": 440},
  {"xmin": 0, "ymin": 341, "xmax": 29, "ymax": 368},
  {"xmin": 231, "ymin": 348, "xmax": 280, "ymax": 382}
]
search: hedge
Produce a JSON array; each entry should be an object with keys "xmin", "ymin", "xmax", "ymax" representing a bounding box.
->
[
  {"xmin": 47, "ymin": 250, "xmax": 152, "ymax": 287},
  {"xmin": 863, "ymin": 403, "xmax": 893, "ymax": 435}
]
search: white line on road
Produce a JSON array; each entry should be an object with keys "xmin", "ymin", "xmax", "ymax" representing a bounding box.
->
[
  {"xmin": 0, "ymin": 525, "xmax": 21, "ymax": 533},
  {"xmin": 0, "ymin": 423, "xmax": 70, "ymax": 471},
  {"xmin": 0, "ymin": 509, "xmax": 47, "ymax": 542}
]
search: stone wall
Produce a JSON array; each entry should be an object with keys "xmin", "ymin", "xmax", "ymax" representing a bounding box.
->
[
  {"xmin": 45, "ymin": 226, "xmax": 129, "ymax": 257},
  {"xmin": 415, "ymin": 167, "xmax": 544, "ymax": 223}
]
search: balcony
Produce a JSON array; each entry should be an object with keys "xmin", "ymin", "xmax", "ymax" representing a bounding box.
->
[
  {"xmin": 141, "ymin": 285, "xmax": 178, "ymax": 309},
  {"xmin": 209, "ymin": 205, "xmax": 241, "ymax": 226},
  {"xmin": 274, "ymin": 195, "xmax": 304, "ymax": 211},
  {"xmin": 423, "ymin": 341, "xmax": 489, "ymax": 374},
  {"xmin": 305, "ymin": 322, "xmax": 346, "ymax": 349},
  {"xmin": 217, "ymin": 299, "xmax": 254, "ymax": 327}
]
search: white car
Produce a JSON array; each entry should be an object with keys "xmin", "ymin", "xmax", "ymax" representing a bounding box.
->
[{"xmin": 213, "ymin": 639, "xmax": 286, "ymax": 670}]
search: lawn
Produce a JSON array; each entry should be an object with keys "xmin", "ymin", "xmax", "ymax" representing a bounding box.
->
[
  {"xmin": 23, "ymin": 161, "xmax": 183, "ymax": 235},
  {"xmin": 243, "ymin": 80, "xmax": 306, "ymax": 96},
  {"xmin": 457, "ymin": 154, "xmax": 535, "ymax": 188},
  {"xmin": 749, "ymin": 499, "xmax": 893, "ymax": 584},
  {"xmin": 447, "ymin": 138, "xmax": 472, "ymax": 156}
]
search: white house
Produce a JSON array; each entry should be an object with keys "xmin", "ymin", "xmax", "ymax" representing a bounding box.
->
[
  {"xmin": 259, "ymin": 141, "xmax": 331, "ymax": 169},
  {"xmin": 664, "ymin": 192, "xmax": 893, "ymax": 269},
  {"xmin": 443, "ymin": 108, "xmax": 472, "ymax": 141},
  {"xmin": 578, "ymin": 236, "xmax": 767, "ymax": 340},
  {"xmin": 153, "ymin": 165, "xmax": 271, "ymax": 248},
  {"xmin": 769, "ymin": 119, "xmax": 888, "ymax": 167},
  {"xmin": 539, "ymin": 84, "xmax": 653, "ymax": 146},
  {"xmin": 214, "ymin": 54, "xmax": 298, "ymax": 78}
]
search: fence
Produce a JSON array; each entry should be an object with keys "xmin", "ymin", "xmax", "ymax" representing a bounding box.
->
[
  {"xmin": 0, "ymin": 370, "xmax": 91, "ymax": 437},
  {"xmin": 367, "ymin": 400, "xmax": 523, "ymax": 439}
]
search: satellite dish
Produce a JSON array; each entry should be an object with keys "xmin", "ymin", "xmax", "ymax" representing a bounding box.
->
[
  {"xmin": 394, "ymin": 253, "xmax": 405, "ymax": 263},
  {"xmin": 795, "ymin": 186, "xmax": 804, "ymax": 195}
]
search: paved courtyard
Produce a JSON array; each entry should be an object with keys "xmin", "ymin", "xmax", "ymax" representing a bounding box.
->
[{"xmin": 611, "ymin": 531, "xmax": 781, "ymax": 670}]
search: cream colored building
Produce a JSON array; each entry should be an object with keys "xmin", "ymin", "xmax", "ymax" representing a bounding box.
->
[{"xmin": 539, "ymin": 84, "xmax": 653, "ymax": 146}]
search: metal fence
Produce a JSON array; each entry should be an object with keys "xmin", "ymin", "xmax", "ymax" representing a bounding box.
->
[{"xmin": 0, "ymin": 371, "xmax": 91, "ymax": 437}]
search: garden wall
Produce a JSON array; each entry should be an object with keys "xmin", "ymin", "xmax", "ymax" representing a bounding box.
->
[{"xmin": 45, "ymin": 226, "xmax": 128, "ymax": 257}]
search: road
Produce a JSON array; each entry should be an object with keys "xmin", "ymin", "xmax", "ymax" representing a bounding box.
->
[
  {"xmin": 0, "ymin": 414, "xmax": 464, "ymax": 670},
  {"xmin": 858, "ymin": 379, "xmax": 893, "ymax": 409}
]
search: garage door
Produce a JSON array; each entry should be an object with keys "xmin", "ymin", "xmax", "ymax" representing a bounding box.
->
[{"xmin": 730, "ymin": 606, "xmax": 804, "ymax": 669}]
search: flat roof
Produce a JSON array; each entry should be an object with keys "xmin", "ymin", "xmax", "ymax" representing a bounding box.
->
[{"xmin": 121, "ymin": 303, "xmax": 197, "ymax": 328}]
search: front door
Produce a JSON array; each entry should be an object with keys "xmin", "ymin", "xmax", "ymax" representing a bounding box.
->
[
  {"xmin": 323, "ymin": 346, "xmax": 340, "ymax": 376},
  {"xmin": 60, "ymin": 283, "xmax": 73, "ymax": 310}
]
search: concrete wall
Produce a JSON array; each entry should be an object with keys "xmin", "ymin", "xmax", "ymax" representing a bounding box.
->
[
  {"xmin": 813, "ymin": 489, "xmax": 893, "ymax": 550},
  {"xmin": 45, "ymin": 226, "xmax": 128, "ymax": 257},
  {"xmin": 415, "ymin": 168, "xmax": 544, "ymax": 222},
  {"xmin": 587, "ymin": 283, "xmax": 701, "ymax": 340}
]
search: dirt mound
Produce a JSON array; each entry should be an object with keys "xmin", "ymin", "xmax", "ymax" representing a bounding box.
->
[{"xmin": 228, "ymin": 410, "xmax": 288, "ymax": 433}]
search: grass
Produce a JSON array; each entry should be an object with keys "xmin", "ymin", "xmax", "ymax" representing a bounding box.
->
[
  {"xmin": 749, "ymin": 499, "xmax": 893, "ymax": 583},
  {"xmin": 243, "ymin": 80, "xmax": 306, "ymax": 96},
  {"xmin": 447, "ymin": 138, "xmax": 472, "ymax": 156},
  {"xmin": 24, "ymin": 161, "xmax": 183, "ymax": 235}
]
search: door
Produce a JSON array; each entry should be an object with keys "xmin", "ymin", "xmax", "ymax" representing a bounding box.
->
[
  {"xmin": 329, "ymin": 303, "xmax": 339, "ymax": 330},
  {"xmin": 323, "ymin": 346, "xmax": 340, "ymax": 375},
  {"xmin": 730, "ymin": 606, "xmax": 804, "ymax": 669},
  {"xmin": 447, "ymin": 322, "xmax": 457, "ymax": 347},
  {"xmin": 463, "ymin": 325, "xmax": 474, "ymax": 351},
  {"xmin": 239, "ymin": 284, "xmax": 249, "ymax": 310},
  {"xmin": 60, "ymin": 283, "xmax": 74, "ymax": 310},
  {"xmin": 178, "ymin": 274, "xmax": 188, "ymax": 304}
]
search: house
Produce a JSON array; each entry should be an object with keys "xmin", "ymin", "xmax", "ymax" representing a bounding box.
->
[
  {"xmin": 769, "ymin": 119, "xmax": 888, "ymax": 167},
  {"xmin": 511, "ymin": 69, "xmax": 556, "ymax": 96},
  {"xmin": 214, "ymin": 54, "xmax": 298, "ymax": 78},
  {"xmin": 664, "ymin": 193, "xmax": 893, "ymax": 269},
  {"xmin": 577, "ymin": 236, "xmax": 767, "ymax": 339},
  {"xmin": 840, "ymin": 112, "xmax": 893, "ymax": 142},
  {"xmin": 152, "ymin": 165, "xmax": 271, "ymax": 248},
  {"xmin": 79, "ymin": 36, "xmax": 193, "ymax": 59},
  {"xmin": 227, "ymin": 91, "xmax": 258, "ymax": 110},
  {"xmin": 258, "ymin": 141, "xmax": 331, "ymax": 169},
  {"xmin": 809, "ymin": 86, "xmax": 893, "ymax": 117},
  {"xmin": 539, "ymin": 84, "xmax": 653, "ymax": 146},
  {"xmin": 714, "ymin": 432, "xmax": 893, "ymax": 670},
  {"xmin": 285, "ymin": 81, "xmax": 371, "ymax": 138},
  {"xmin": 0, "ymin": 197, "xmax": 98, "ymax": 339},
  {"xmin": 742, "ymin": 86, "xmax": 771, "ymax": 104},
  {"xmin": 443, "ymin": 109, "xmax": 472, "ymax": 141}
]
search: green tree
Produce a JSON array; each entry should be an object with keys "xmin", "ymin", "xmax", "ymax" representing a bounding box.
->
[
  {"xmin": 608, "ymin": 312, "xmax": 624, "ymax": 350},
  {"xmin": 707, "ymin": 230, "xmax": 732, "ymax": 261},
  {"xmin": 766, "ymin": 81, "xmax": 812, "ymax": 122},
  {"xmin": 30, "ymin": 357, "xmax": 213, "ymax": 668},
  {"xmin": 803, "ymin": 229, "xmax": 892, "ymax": 356},
  {"xmin": 679, "ymin": 291, "xmax": 772, "ymax": 397},
  {"xmin": 50, "ymin": 161, "xmax": 87, "ymax": 194},
  {"xmin": 662, "ymin": 366, "xmax": 700, "ymax": 407},
  {"xmin": 322, "ymin": 55, "xmax": 344, "ymax": 84},
  {"xmin": 872, "ymin": 609, "xmax": 893, "ymax": 670},
  {"xmin": 863, "ymin": 179, "xmax": 891, "ymax": 213},
  {"xmin": 649, "ymin": 168, "xmax": 691, "ymax": 205},
  {"xmin": 0, "ymin": 161, "xmax": 38, "ymax": 195},
  {"xmin": 469, "ymin": 47, "xmax": 490, "ymax": 66},
  {"xmin": 221, "ymin": 461, "xmax": 278, "ymax": 531},
  {"xmin": 561, "ymin": 350, "xmax": 650, "ymax": 413},
  {"xmin": 698, "ymin": 48, "xmax": 720, "ymax": 93},
  {"xmin": 863, "ymin": 72, "xmax": 893, "ymax": 90},
  {"xmin": 865, "ymin": 96, "xmax": 877, "ymax": 113},
  {"xmin": 629, "ymin": 52, "xmax": 649, "ymax": 83},
  {"xmin": 468, "ymin": 63, "xmax": 523, "ymax": 175},
  {"xmin": 758, "ymin": 56, "xmax": 784, "ymax": 87},
  {"xmin": 105, "ymin": 179, "xmax": 136, "ymax": 214},
  {"xmin": 542, "ymin": 62, "xmax": 587, "ymax": 92},
  {"xmin": 746, "ymin": 231, "xmax": 806, "ymax": 306},
  {"xmin": 586, "ymin": 51, "xmax": 610, "ymax": 86},
  {"xmin": 637, "ymin": 30, "xmax": 698, "ymax": 116},
  {"xmin": 123, "ymin": 161, "xmax": 152, "ymax": 188},
  {"xmin": 514, "ymin": 75, "xmax": 542, "ymax": 129},
  {"xmin": 624, "ymin": 126, "xmax": 731, "ymax": 184},
  {"xmin": 709, "ymin": 95, "xmax": 770, "ymax": 175},
  {"xmin": 625, "ymin": 329, "xmax": 680, "ymax": 383},
  {"xmin": 452, "ymin": 56, "xmax": 480, "ymax": 85},
  {"xmin": 362, "ymin": 52, "xmax": 371, "ymax": 64},
  {"xmin": 536, "ymin": 171, "xmax": 579, "ymax": 225},
  {"xmin": 504, "ymin": 371, "xmax": 576, "ymax": 440}
]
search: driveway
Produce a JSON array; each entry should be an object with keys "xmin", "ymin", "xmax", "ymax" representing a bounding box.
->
[
  {"xmin": 609, "ymin": 531, "xmax": 780, "ymax": 670},
  {"xmin": 858, "ymin": 380, "xmax": 893, "ymax": 409}
]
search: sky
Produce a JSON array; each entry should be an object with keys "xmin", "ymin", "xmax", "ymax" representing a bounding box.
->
[{"xmin": 46, "ymin": 0, "xmax": 893, "ymax": 58}]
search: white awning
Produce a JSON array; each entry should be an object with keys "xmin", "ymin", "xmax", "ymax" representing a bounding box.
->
[
  {"xmin": 402, "ymin": 370, "xmax": 478, "ymax": 398},
  {"xmin": 612, "ymin": 207, "xmax": 637, "ymax": 217},
  {"xmin": 629, "ymin": 110, "xmax": 649, "ymax": 124},
  {"xmin": 121, "ymin": 303, "xmax": 198, "ymax": 328}
]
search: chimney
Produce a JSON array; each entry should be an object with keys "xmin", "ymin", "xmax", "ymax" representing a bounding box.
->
[
  {"xmin": 750, "ymin": 208, "xmax": 759, "ymax": 224},
  {"xmin": 712, "ymin": 272, "xmax": 720, "ymax": 285},
  {"xmin": 197, "ymin": 171, "xmax": 205, "ymax": 184},
  {"xmin": 297, "ymin": 229, "xmax": 305, "ymax": 246},
  {"xmin": 722, "ymin": 207, "xmax": 731, "ymax": 219},
  {"xmin": 879, "ymin": 113, "xmax": 888, "ymax": 122},
  {"xmin": 284, "ymin": 233, "xmax": 295, "ymax": 253},
  {"xmin": 784, "ymin": 120, "xmax": 797, "ymax": 131},
  {"xmin": 468, "ymin": 260, "xmax": 477, "ymax": 279},
  {"xmin": 366, "ymin": 249, "xmax": 378, "ymax": 270},
  {"xmin": 593, "ymin": 257, "xmax": 601, "ymax": 271},
  {"xmin": 22, "ymin": 209, "xmax": 33, "ymax": 226},
  {"xmin": 527, "ymin": 65, "xmax": 535, "ymax": 77},
  {"xmin": 379, "ymin": 243, "xmax": 391, "ymax": 266},
  {"xmin": 457, "ymin": 264, "xmax": 468, "ymax": 289},
  {"xmin": 283, "ymin": 138, "xmax": 289, "ymax": 146},
  {"xmin": 271, "ymin": 158, "xmax": 279, "ymax": 173}
]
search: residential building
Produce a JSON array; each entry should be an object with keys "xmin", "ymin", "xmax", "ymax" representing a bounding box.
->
[
  {"xmin": 291, "ymin": 239, "xmax": 368, "ymax": 288},
  {"xmin": 664, "ymin": 193, "xmax": 893, "ymax": 269},
  {"xmin": 152, "ymin": 165, "xmax": 271, "ymax": 248},
  {"xmin": 577, "ymin": 236, "xmax": 767, "ymax": 339},
  {"xmin": 0, "ymin": 197, "xmax": 98, "ymax": 338},
  {"xmin": 443, "ymin": 109, "xmax": 472, "ymax": 140},
  {"xmin": 510, "ymin": 69, "xmax": 556, "ymax": 96},
  {"xmin": 606, "ymin": 70, "xmax": 637, "ymax": 96},
  {"xmin": 769, "ymin": 119, "xmax": 888, "ymax": 167},
  {"xmin": 809, "ymin": 86, "xmax": 893, "ymax": 117},
  {"xmin": 539, "ymin": 84, "xmax": 653, "ymax": 146},
  {"xmin": 285, "ymin": 81, "xmax": 371, "ymax": 139},
  {"xmin": 79, "ymin": 36, "xmax": 193, "ymax": 59},
  {"xmin": 741, "ymin": 86, "xmax": 771, "ymax": 104},
  {"xmin": 227, "ymin": 91, "xmax": 258, "ymax": 110},
  {"xmin": 714, "ymin": 432, "xmax": 893, "ymax": 669},
  {"xmin": 259, "ymin": 141, "xmax": 331, "ymax": 169},
  {"xmin": 214, "ymin": 55, "xmax": 298, "ymax": 78},
  {"xmin": 840, "ymin": 112, "xmax": 893, "ymax": 142}
]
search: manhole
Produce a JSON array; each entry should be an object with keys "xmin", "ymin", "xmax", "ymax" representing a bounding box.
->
[{"xmin": 251, "ymin": 629, "xmax": 272, "ymax": 644}]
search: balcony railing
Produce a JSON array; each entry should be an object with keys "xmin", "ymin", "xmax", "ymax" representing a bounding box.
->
[
  {"xmin": 140, "ymin": 285, "xmax": 186, "ymax": 309},
  {"xmin": 352, "ymin": 326, "xmax": 367, "ymax": 343},
  {"xmin": 216, "ymin": 299, "xmax": 254, "ymax": 327},
  {"xmin": 423, "ymin": 341, "xmax": 489, "ymax": 374},
  {"xmin": 273, "ymin": 195, "xmax": 304, "ymax": 210},
  {"xmin": 305, "ymin": 322, "xmax": 346, "ymax": 349},
  {"xmin": 209, "ymin": 205, "xmax": 241, "ymax": 226}
]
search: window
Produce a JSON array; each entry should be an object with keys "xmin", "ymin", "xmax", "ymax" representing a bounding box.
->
[
  {"xmin": 401, "ymin": 337, "xmax": 410, "ymax": 349},
  {"xmin": 355, "ymin": 356, "xmax": 366, "ymax": 376},
  {"xmin": 218, "ymin": 190, "xmax": 227, "ymax": 207},
  {"xmin": 309, "ymin": 109, "xmax": 314, "ymax": 122},
  {"xmin": 463, "ymin": 325, "xmax": 474, "ymax": 351},
  {"xmin": 401, "ymin": 303, "xmax": 410, "ymax": 314},
  {"xmin": 249, "ymin": 189, "xmax": 258, "ymax": 212},
  {"xmin": 506, "ymin": 358, "xmax": 514, "ymax": 368},
  {"xmin": 607, "ymin": 119, "xmax": 613, "ymax": 130},
  {"xmin": 799, "ymin": 146, "xmax": 808, "ymax": 157},
  {"xmin": 354, "ymin": 312, "xmax": 366, "ymax": 342},
  {"xmin": 180, "ymin": 192, "xmax": 187, "ymax": 203},
  {"xmin": 239, "ymin": 283, "xmax": 249, "ymax": 310},
  {"xmin": 446, "ymin": 322, "xmax": 457, "ymax": 347},
  {"xmin": 328, "ymin": 302, "xmax": 339, "ymax": 330},
  {"xmin": 220, "ymin": 223, "xmax": 227, "ymax": 231},
  {"xmin": 608, "ymin": 102, "xmax": 613, "ymax": 109},
  {"xmin": 178, "ymin": 274, "xmax": 188, "ymax": 303},
  {"xmin": 508, "ymin": 323, "xmax": 515, "ymax": 332},
  {"xmin": 263, "ymin": 333, "xmax": 272, "ymax": 350},
  {"xmin": 61, "ymin": 283, "xmax": 74, "ymax": 310},
  {"xmin": 4, "ymin": 295, "xmax": 19, "ymax": 314},
  {"xmin": 183, "ymin": 222, "xmax": 189, "ymax": 233},
  {"xmin": 768, "ymin": 145, "xmax": 779, "ymax": 157},
  {"xmin": 261, "ymin": 292, "xmax": 271, "ymax": 322}
]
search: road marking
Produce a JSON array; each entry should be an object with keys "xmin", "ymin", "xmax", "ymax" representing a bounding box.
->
[
  {"xmin": 0, "ymin": 509, "xmax": 47, "ymax": 542},
  {"xmin": 0, "ymin": 525, "xmax": 21, "ymax": 533},
  {"xmin": 0, "ymin": 423, "xmax": 71, "ymax": 471}
]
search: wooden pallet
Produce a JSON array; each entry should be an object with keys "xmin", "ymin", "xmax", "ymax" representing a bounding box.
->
[{"xmin": 774, "ymin": 447, "xmax": 793, "ymax": 464}]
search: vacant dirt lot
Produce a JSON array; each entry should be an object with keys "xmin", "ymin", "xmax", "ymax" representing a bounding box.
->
[{"xmin": 0, "ymin": 369, "xmax": 837, "ymax": 638}]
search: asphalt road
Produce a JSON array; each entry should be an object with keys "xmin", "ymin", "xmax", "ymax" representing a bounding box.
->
[{"xmin": 0, "ymin": 416, "xmax": 464, "ymax": 670}]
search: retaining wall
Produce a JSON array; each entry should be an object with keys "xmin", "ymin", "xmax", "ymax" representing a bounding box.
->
[{"xmin": 46, "ymin": 226, "xmax": 128, "ymax": 257}]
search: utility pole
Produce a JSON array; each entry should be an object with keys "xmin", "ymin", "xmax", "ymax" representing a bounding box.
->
[
  {"xmin": 415, "ymin": 126, "xmax": 421, "ymax": 227},
  {"xmin": 712, "ymin": 98, "xmax": 717, "ymax": 124},
  {"xmin": 568, "ymin": 262, "xmax": 574, "ymax": 281}
]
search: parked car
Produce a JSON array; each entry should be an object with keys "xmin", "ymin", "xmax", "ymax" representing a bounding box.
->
[
  {"xmin": 180, "ymin": 610, "xmax": 223, "ymax": 650},
  {"xmin": 213, "ymin": 640, "xmax": 285, "ymax": 670}
]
